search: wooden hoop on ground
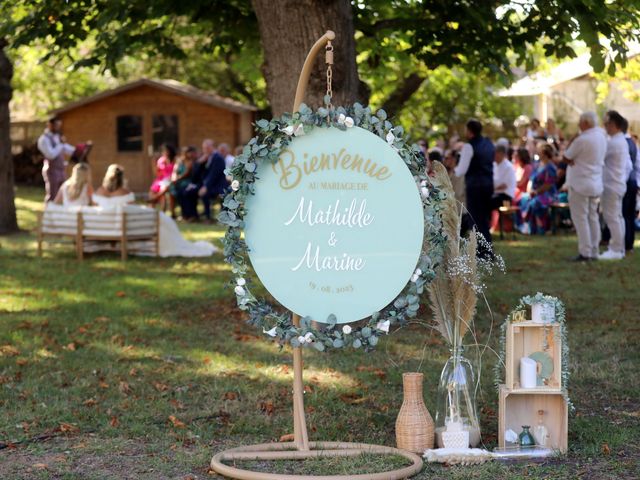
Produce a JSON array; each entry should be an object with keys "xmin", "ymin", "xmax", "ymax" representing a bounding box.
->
[{"xmin": 210, "ymin": 441, "xmax": 423, "ymax": 480}]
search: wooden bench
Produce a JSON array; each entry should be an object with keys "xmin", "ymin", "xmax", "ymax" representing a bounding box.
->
[{"xmin": 37, "ymin": 205, "xmax": 160, "ymax": 260}]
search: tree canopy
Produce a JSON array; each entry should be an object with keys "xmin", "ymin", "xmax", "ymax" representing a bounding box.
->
[{"xmin": 3, "ymin": 0, "xmax": 640, "ymax": 115}]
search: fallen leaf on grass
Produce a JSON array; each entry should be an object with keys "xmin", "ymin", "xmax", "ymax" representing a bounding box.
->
[
  {"xmin": 279, "ymin": 433, "xmax": 295, "ymax": 442},
  {"xmin": 259, "ymin": 401, "xmax": 275, "ymax": 415},
  {"xmin": 32, "ymin": 463, "xmax": 48, "ymax": 470},
  {"xmin": 223, "ymin": 391, "xmax": 238, "ymax": 401},
  {"xmin": 116, "ymin": 291, "xmax": 126, "ymax": 297},
  {"xmin": 339, "ymin": 393, "xmax": 369, "ymax": 405},
  {"xmin": 0, "ymin": 345, "xmax": 20, "ymax": 356},
  {"xmin": 129, "ymin": 368, "xmax": 138, "ymax": 377},
  {"xmin": 16, "ymin": 358, "xmax": 28, "ymax": 366},
  {"xmin": 602, "ymin": 443, "xmax": 611, "ymax": 455},
  {"xmin": 58, "ymin": 423, "xmax": 79, "ymax": 433},
  {"xmin": 168, "ymin": 415, "xmax": 186, "ymax": 428},
  {"xmin": 109, "ymin": 416, "xmax": 119, "ymax": 427},
  {"xmin": 119, "ymin": 381, "xmax": 132, "ymax": 395},
  {"xmin": 169, "ymin": 399, "xmax": 185, "ymax": 410},
  {"xmin": 83, "ymin": 398, "xmax": 97, "ymax": 407},
  {"xmin": 154, "ymin": 382, "xmax": 170, "ymax": 392},
  {"xmin": 64, "ymin": 342, "xmax": 77, "ymax": 351},
  {"xmin": 95, "ymin": 316, "xmax": 110, "ymax": 323},
  {"xmin": 99, "ymin": 381, "xmax": 109, "ymax": 389}
]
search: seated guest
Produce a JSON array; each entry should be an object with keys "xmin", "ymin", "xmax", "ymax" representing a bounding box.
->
[
  {"xmin": 491, "ymin": 145, "xmax": 517, "ymax": 209},
  {"xmin": 148, "ymin": 144, "xmax": 176, "ymax": 212},
  {"xmin": 199, "ymin": 146, "xmax": 228, "ymax": 222},
  {"xmin": 94, "ymin": 164, "xmax": 135, "ymax": 205},
  {"xmin": 443, "ymin": 149, "xmax": 466, "ymax": 207},
  {"xmin": 53, "ymin": 162, "xmax": 93, "ymax": 207},
  {"xmin": 514, "ymin": 148, "xmax": 533, "ymax": 202},
  {"xmin": 171, "ymin": 146, "xmax": 197, "ymax": 221},
  {"xmin": 519, "ymin": 143, "xmax": 558, "ymax": 234}
]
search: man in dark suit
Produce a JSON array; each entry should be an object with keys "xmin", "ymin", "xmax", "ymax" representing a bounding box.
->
[{"xmin": 199, "ymin": 144, "xmax": 229, "ymax": 222}]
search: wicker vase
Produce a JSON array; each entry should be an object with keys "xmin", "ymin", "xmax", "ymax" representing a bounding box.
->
[{"xmin": 395, "ymin": 372, "xmax": 435, "ymax": 453}]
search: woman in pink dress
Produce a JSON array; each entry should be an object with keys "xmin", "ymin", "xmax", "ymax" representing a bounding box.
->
[
  {"xmin": 513, "ymin": 147, "xmax": 533, "ymax": 203},
  {"xmin": 149, "ymin": 144, "xmax": 176, "ymax": 215}
]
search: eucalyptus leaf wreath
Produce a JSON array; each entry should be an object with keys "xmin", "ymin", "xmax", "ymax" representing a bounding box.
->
[{"xmin": 219, "ymin": 102, "xmax": 447, "ymax": 351}]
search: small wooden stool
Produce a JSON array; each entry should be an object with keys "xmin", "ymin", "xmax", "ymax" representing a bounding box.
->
[
  {"xmin": 498, "ymin": 203, "xmax": 520, "ymax": 240},
  {"xmin": 550, "ymin": 202, "xmax": 571, "ymax": 235}
]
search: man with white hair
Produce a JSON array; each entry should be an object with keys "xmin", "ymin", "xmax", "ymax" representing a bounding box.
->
[{"xmin": 563, "ymin": 111, "xmax": 607, "ymax": 261}]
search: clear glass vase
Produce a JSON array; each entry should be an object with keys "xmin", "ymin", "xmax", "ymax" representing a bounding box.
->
[{"xmin": 434, "ymin": 346, "xmax": 481, "ymax": 447}]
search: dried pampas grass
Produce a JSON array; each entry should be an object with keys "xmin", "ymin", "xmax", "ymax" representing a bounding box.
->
[{"xmin": 427, "ymin": 162, "xmax": 478, "ymax": 348}]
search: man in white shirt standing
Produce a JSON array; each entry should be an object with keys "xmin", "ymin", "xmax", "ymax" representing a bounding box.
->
[
  {"xmin": 37, "ymin": 117, "xmax": 76, "ymax": 202},
  {"xmin": 563, "ymin": 111, "xmax": 607, "ymax": 261},
  {"xmin": 491, "ymin": 144, "xmax": 517, "ymax": 209},
  {"xmin": 599, "ymin": 110, "xmax": 630, "ymax": 260}
]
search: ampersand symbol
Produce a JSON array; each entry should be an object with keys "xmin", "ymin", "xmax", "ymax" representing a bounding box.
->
[{"xmin": 328, "ymin": 232, "xmax": 337, "ymax": 246}]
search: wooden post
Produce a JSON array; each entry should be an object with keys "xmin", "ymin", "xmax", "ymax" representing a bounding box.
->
[
  {"xmin": 120, "ymin": 211, "xmax": 128, "ymax": 261},
  {"xmin": 154, "ymin": 210, "xmax": 160, "ymax": 257},
  {"xmin": 76, "ymin": 211, "xmax": 84, "ymax": 261},
  {"xmin": 37, "ymin": 212, "xmax": 43, "ymax": 257}
]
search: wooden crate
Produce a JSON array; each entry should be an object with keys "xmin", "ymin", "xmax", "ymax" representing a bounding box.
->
[
  {"xmin": 505, "ymin": 322, "xmax": 562, "ymax": 390},
  {"xmin": 498, "ymin": 385, "xmax": 568, "ymax": 452}
]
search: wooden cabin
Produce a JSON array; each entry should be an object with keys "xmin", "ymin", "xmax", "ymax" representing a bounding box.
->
[{"xmin": 52, "ymin": 78, "xmax": 257, "ymax": 192}]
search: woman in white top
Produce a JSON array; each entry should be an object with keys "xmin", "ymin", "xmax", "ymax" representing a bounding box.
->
[
  {"xmin": 92, "ymin": 163, "xmax": 135, "ymax": 206},
  {"xmin": 53, "ymin": 162, "xmax": 93, "ymax": 206},
  {"xmin": 92, "ymin": 164, "xmax": 216, "ymax": 257}
]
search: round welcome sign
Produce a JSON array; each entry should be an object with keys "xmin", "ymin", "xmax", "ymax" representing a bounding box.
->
[{"xmin": 245, "ymin": 126, "xmax": 424, "ymax": 324}]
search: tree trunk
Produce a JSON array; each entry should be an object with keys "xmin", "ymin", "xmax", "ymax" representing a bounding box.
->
[
  {"xmin": 380, "ymin": 73, "xmax": 426, "ymax": 119},
  {"xmin": 251, "ymin": 0, "xmax": 361, "ymax": 117},
  {"xmin": 0, "ymin": 40, "xmax": 18, "ymax": 234}
]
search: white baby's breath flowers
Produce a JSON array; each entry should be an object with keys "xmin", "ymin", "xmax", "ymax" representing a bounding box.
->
[
  {"xmin": 281, "ymin": 125, "xmax": 295, "ymax": 136},
  {"xmin": 337, "ymin": 113, "xmax": 346, "ymax": 124},
  {"xmin": 386, "ymin": 131, "xmax": 395, "ymax": 144},
  {"xmin": 234, "ymin": 285, "xmax": 246, "ymax": 296},
  {"xmin": 236, "ymin": 278, "xmax": 246, "ymax": 286},
  {"xmin": 420, "ymin": 180, "xmax": 430, "ymax": 199},
  {"xmin": 297, "ymin": 335, "xmax": 307, "ymax": 345},
  {"xmin": 376, "ymin": 319, "xmax": 390, "ymax": 334},
  {"xmin": 263, "ymin": 327, "xmax": 277, "ymax": 337},
  {"xmin": 293, "ymin": 124, "xmax": 305, "ymax": 136},
  {"xmin": 343, "ymin": 116, "xmax": 354, "ymax": 128},
  {"xmin": 342, "ymin": 325, "xmax": 352, "ymax": 335},
  {"xmin": 304, "ymin": 332, "xmax": 314, "ymax": 342},
  {"xmin": 231, "ymin": 179, "xmax": 240, "ymax": 191},
  {"xmin": 411, "ymin": 268, "xmax": 423, "ymax": 283}
]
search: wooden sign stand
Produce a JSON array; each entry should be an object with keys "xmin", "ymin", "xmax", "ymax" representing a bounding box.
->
[{"xmin": 210, "ymin": 31, "xmax": 424, "ymax": 480}]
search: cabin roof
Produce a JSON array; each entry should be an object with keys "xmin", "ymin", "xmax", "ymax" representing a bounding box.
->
[{"xmin": 52, "ymin": 78, "xmax": 258, "ymax": 114}]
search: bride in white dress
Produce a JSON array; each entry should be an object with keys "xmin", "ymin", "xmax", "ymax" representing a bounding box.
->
[{"xmin": 93, "ymin": 164, "xmax": 216, "ymax": 257}]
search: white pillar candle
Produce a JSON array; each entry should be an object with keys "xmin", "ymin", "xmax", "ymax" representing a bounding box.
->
[
  {"xmin": 520, "ymin": 357, "xmax": 537, "ymax": 388},
  {"xmin": 532, "ymin": 303, "xmax": 555, "ymax": 323}
]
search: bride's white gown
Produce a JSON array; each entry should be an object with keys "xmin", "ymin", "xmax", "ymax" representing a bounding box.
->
[{"xmin": 92, "ymin": 193, "xmax": 217, "ymax": 257}]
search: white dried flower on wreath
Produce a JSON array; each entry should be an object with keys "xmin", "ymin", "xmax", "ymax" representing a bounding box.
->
[{"xmin": 342, "ymin": 325, "xmax": 352, "ymax": 335}]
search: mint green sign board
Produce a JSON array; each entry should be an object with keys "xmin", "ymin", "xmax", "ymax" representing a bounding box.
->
[{"xmin": 244, "ymin": 126, "xmax": 424, "ymax": 324}]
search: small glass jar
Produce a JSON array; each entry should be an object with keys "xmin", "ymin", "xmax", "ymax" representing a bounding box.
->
[{"xmin": 519, "ymin": 425, "xmax": 536, "ymax": 447}]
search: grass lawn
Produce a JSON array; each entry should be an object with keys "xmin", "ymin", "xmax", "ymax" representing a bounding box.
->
[{"xmin": 1, "ymin": 185, "xmax": 639, "ymax": 479}]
